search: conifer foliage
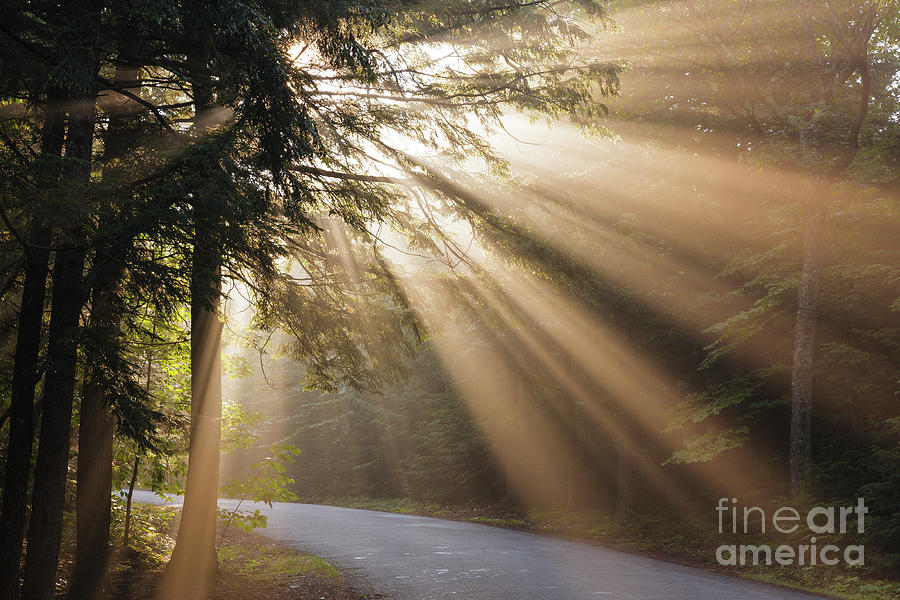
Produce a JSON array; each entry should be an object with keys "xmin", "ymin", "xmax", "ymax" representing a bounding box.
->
[{"xmin": 0, "ymin": 0, "xmax": 618, "ymax": 598}]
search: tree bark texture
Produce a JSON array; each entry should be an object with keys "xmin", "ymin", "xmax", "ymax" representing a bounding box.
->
[
  {"xmin": 69, "ymin": 51, "xmax": 142, "ymax": 600},
  {"xmin": 0, "ymin": 98, "xmax": 65, "ymax": 600},
  {"xmin": 161, "ymin": 73, "xmax": 223, "ymax": 600},
  {"xmin": 21, "ymin": 6, "xmax": 100, "ymax": 595},
  {"xmin": 789, "ymin": 206, "xmax": 824, "ymax": 498}
]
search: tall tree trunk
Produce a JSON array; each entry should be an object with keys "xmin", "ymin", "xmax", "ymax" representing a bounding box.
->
[
  {"xmin": 69, "ymin": 355, "xmax": 115, "ymax": 600},
  {"xmin": 123, "ymin": 456, "xmax": 140, "ymax": 549},
  {"xmin": 69, "ymin": 52, "xmax": 142, "ymax": 600},
  {"xmin": 21, "ymin": 11, "xmax": 100, "ymax": 595},
  {"xmin": 124, "ymin": 309, "xmax": 154, "ymax": 551},
  {"xmin": 0, "ymin": 98, "xmax": 65, "ymax": 600},
  {"xmin": 163, "ymin": 248, "xmax": 222, "ymax": 599},
  {"xmin": 788, "ymin": 3, "xmax": 875, "ymax": 498},
  {"xmin": 161, "ymin": 74, "xmax": 222, "ymax": 600},
  {"xmin": 20, "ymin": 219, "xmax": 89, "ymax": 600},
  {"xmin": 789, "ymin": 205, "xmax": 823, "ymax": 498}
]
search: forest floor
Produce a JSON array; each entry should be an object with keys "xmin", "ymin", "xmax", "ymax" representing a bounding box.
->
[
  {"xmin": 305, "ymin": 496, "xmax": 900, "ymax": 600},
  {"xmin": 55, "ymin": 504, "xmax": 369, "ymax": 599}
]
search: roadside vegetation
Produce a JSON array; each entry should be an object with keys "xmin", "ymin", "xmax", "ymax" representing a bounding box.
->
[{"xmin": 56, "ymin": 503, "xmax": 365, "ymax": 600}]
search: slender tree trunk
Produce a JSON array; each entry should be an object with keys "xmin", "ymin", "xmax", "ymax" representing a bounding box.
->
[
  {"xmin": 123, "ymin": 456, "xmax": 140, "ymax": 548},
  {"xmin": 124, "ymin": 318, "xmax": 153, "ymax": 550},
  {"xmin": 161, "ymin": 73, "xmax": 223, "ymax": 600},
  {"xmin": 789, "ymin": 205, "xmax": 824, "ymax": 498},
  {"xmin": 788, "ymin": 3, "xmax": 875, "ymax": 498},
  {"xmin": 21, "ymin": 14, "xmax": 100, "ymax": 596},
  {"xmin": 69, "ymin": 51, "xmax": 142, "ymax": 600},
  {"xmin": 0, "ymin": 99, "xmax": 65, "ymax": 600}
]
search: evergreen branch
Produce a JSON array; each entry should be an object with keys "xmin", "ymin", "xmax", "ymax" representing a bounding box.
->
[
  {"xmin": 291, "ymin": 165, "xmax": 407, "ymax": 184},
  {"xmin": 96, "ymin": 76, "xmax": 177, "ymax": 132}
]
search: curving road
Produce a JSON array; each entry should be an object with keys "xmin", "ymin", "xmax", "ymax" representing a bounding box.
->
[{"xmin": 132, "ymin": 490, "xmax": 823, "ymax": 600}]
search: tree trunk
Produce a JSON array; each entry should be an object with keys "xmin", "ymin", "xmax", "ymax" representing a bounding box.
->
[
  {"xmin": 123, "ymin": 456, "xmax": 140, "ymax": 549},
  {"xmin": 789, "ymin": 205, "xmax": 824, "ymax": 498},
  {"xmin": 69, "ymin": 331, "xmax": 116, "ymax": 599},
  {"xmin": 20, "ymin": 234, "xmax": 89, "ymax": 600},
  {"xmin": 124, "ymin": 318, "xmax": 153, "ymax": 551},
  {"xmin": 69, "ymin": 51, "xmax": 142, "ymax": 600},
  {"xmin": 787, "ymin": 2, "xmax": 875, "ymax": 499},
  {"xmin": 21, "ymin": 22, "xmax": 99, "ymax": 597},
  {"xmin": 162, "ymin": 253, "xmax": 222, "ymax": 599},
  {"xmin": 161, "ymin": 73, "xmax": 223, "ymax": 600},
  {"xmin": 0, "ymin": 98, "xmax": 65, "ymax": 600}
]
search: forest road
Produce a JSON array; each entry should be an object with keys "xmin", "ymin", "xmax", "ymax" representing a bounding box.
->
[{"xmin": 132, "ymin": 490, "xmax": 824, "ymax": 600}]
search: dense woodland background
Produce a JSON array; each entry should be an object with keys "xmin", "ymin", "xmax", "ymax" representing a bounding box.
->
[
  {"xmin": 0, "ymin": 0, "xmax": 898, "ymax": 599},
  {"xmin": 216, "ymin": 0, "xmax": 900, "ymax": 548}
]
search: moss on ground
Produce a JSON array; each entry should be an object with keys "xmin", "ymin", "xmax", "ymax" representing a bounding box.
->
[
  {"xmin": 469, "ymin": 516, "xmax": 530, "ymax": 528},
  {"xmin": 217, "ymin": 542, "xmax": 342, "ymax": 580}
]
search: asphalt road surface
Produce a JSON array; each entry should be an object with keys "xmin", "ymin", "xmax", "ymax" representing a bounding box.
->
[{"xmin": 131, "ymin": 490, "xmax": 822, "ymax": 600}]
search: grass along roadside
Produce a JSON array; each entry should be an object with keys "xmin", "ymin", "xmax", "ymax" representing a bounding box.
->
[
  {"xmin": 211, "ymin": 529, "xmax": 364, "ymax": 600},
  {"xmin": 300, "ymin": 496, "xmax": 900, "ymax": 600},
  {"xmin": 87, "ymin": 504, "xmax": 369, "ymax": 599}
]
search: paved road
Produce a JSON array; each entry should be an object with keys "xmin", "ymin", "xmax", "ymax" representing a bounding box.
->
[{"xmin": 132, "ymin": 490, "xmax": 822, "ymax": 600}]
